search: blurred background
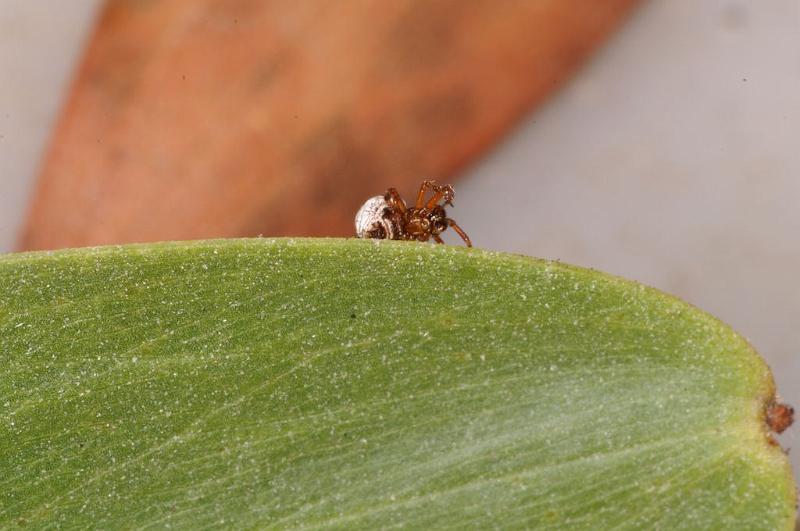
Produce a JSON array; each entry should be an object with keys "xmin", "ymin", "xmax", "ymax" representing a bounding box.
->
[{"xmin": 1, "ymin": 0, "xmax": 798, "ymax": 481}]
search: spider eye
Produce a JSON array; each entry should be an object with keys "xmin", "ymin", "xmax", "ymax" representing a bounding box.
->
[{"xmin": 432, "ymin": 219, "xmax": 448, "ymax": 233}]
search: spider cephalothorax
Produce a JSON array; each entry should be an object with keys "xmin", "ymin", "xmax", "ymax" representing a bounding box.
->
[{"xmin": 355, "ymin": 180, "xmax": 472, "ymax": 247}]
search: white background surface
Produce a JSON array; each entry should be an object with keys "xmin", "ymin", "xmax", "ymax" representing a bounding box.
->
[
  {"xmin": 1, "ymin": 0, "xmax": 799, "ymax": 485},
  {"xmin": 0, "ymin": 1, "xmax": 101, "ymax": 251}
]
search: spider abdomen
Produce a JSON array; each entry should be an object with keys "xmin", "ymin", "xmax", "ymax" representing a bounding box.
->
[{"xmin": 354, "ymin": 196, "xmax": 401, "ymax": 240}]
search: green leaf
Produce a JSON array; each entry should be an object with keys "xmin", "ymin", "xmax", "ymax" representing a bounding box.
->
[{"xmin": 0, "ymin": 239, "xmax": 794, "ymax": 529}]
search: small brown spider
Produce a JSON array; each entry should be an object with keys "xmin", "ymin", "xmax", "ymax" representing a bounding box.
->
[{"xmin": 355, "ymin": 180, "xmax": 472, "ymax": 247}]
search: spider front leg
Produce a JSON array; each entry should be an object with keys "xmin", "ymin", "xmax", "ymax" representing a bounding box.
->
[
  {"xmin": 415, "ymin": 180, "xmax": 439, "ymax": 208},
  {"xmin": 425, "ymin": 184, "xmax": 455, "ymax": 209},
  {"xmin": 433, "ymin": 235, "xmax": 444, "ymax": 244},
  {"xmin": 384, "ymin": 187, "xmax": 407, "ymax": 213},
  {"xmin": 415, "ymin": 180, "xmax": 454, "ymax": 209},
  {"xmin": 447, "ymin": 218, "xmax": 472, "ymax": 247}
]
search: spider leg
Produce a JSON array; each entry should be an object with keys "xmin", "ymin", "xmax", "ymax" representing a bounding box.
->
[
  {"xmin": 447, "ymin": 218, "xmax": 472, "ymax": 247},
  {"xmin": 384, "ymin": 187, "xmax": 407, "ymax": 213},
  {"xmin": 425, "ymin": 184, "xmax": 455, "ymax": 209},
  {"xmin": 415, "ymin": 180, "xmax": 441, "ymax": 208},
  {"xmin": 433, "ymin": 235, "xmax": 445, "ymax": 244}
]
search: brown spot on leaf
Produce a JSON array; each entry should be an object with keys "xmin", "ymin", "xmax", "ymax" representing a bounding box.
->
[{"xmin": 766, "ymin": 401, "xmax": 794, "ymax": 434}]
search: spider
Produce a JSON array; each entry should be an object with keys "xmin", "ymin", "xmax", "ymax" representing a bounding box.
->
[{"xmin": 355, "ymin": 180, "xmax": 472, "ymax": 247}]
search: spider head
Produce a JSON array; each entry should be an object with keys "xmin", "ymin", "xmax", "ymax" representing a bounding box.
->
[
  {"xmin": 428, "ymin": 205, "xmax": 449, "ymax": 236},
  {"xmin": 405, "ymin": 205, "xmax": 448, "ymax": 239}
]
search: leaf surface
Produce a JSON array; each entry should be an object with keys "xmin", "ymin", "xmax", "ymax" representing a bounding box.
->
[{"xmin": 0, "ymin": 239, "xmax": 794, "ymax": 528}]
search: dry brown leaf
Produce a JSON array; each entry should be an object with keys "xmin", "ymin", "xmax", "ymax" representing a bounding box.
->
[{"xmin": 21, "ymin": 0, "xmax": 639, "ymax": 250}]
